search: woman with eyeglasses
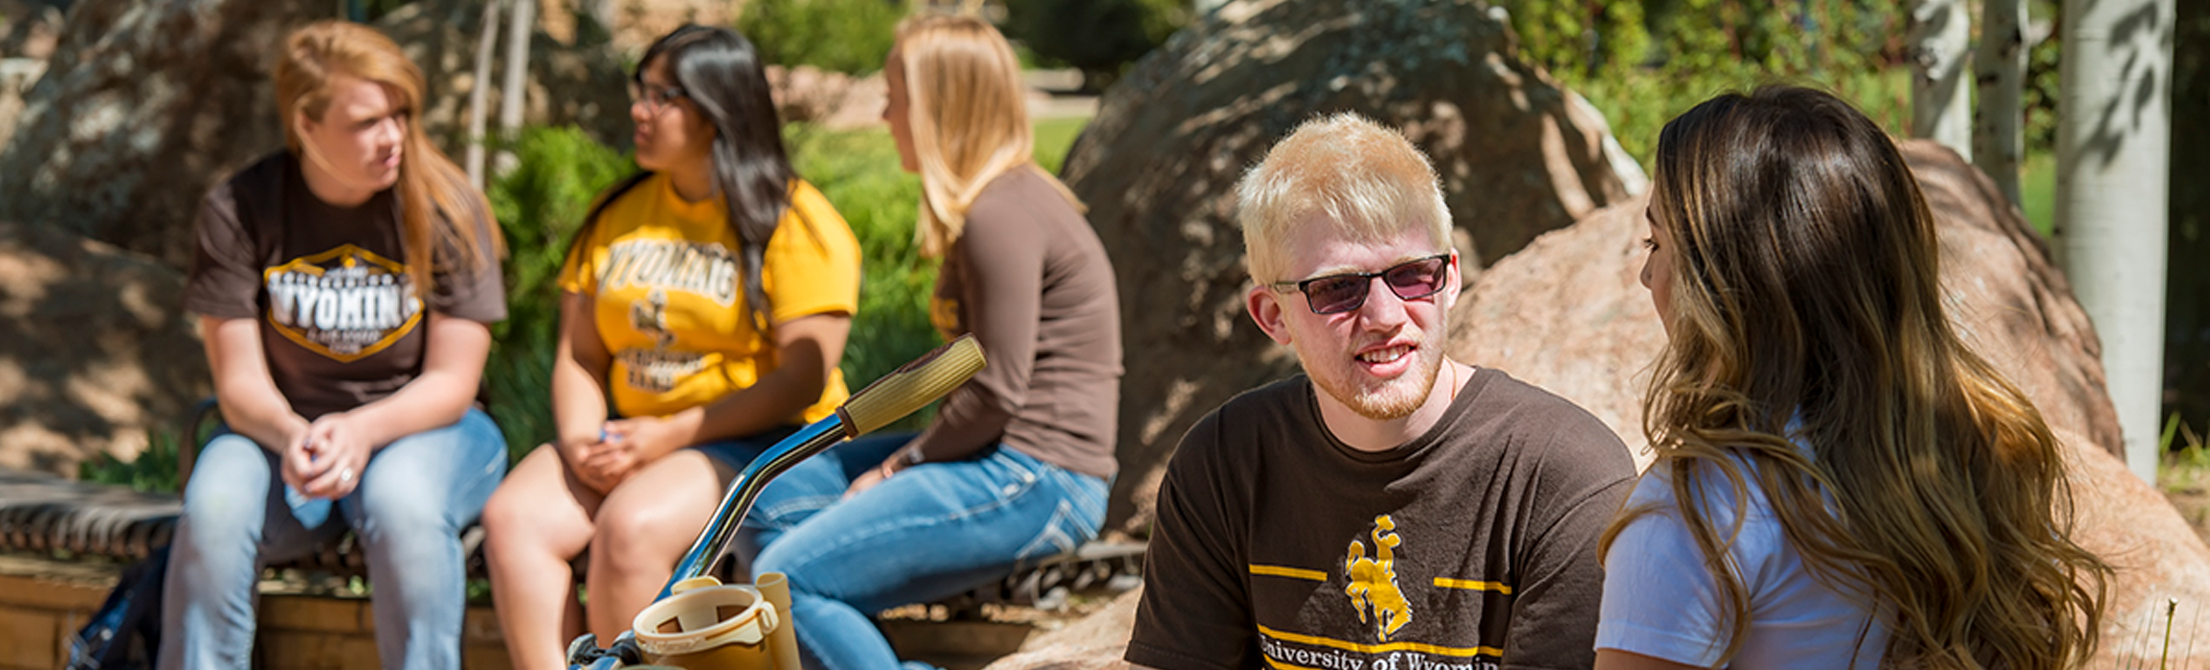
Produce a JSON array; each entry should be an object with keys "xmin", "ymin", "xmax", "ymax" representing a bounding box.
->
[
  {"xmin": 734, "ymin": 14, "xmax": 1122, "ymax": 669},
  {"xmin": 478, "ymin": 25, "xmax": 861, "ymax": 670},
  {"xmin": 1594, "ymin": 86, "xmax": 2109, "ymax": 669}
]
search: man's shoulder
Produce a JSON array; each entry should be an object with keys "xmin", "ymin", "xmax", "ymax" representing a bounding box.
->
[
  {"xmin": 1457, "ymin": 368, "xmax": 1635, "ymax": 477},
  {"xmin": 1198, "ymin": 374, "xmax": 1310, "ymax": 434},
  {"xmin": 1167, "ymin": 376, "xmax": 1309, "ymax": 471}
]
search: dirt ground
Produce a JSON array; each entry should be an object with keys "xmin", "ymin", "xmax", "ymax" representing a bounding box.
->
[{"xmin": 2161, "ymin": 453, "xmax": 2210, "ymax": 547}]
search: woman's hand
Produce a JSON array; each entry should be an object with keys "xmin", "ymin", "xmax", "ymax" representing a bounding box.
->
[
  {"xmin": 298, "ymin": 413, "xmax": 373, "ymax": 499},
  {"xmin": 844, "ymin": 459, "xmax": 897, "ymax": 499},
  {"xmin": 585, "ymin": 416, "xmax": 688, "ymax": 486},
  {"xmin": 557, "ymin": 436, "xmax": 619, "ymax": 494},
  {"xmin": 277, "ymin": 424, "xmax": 320, "ymax": 492}
]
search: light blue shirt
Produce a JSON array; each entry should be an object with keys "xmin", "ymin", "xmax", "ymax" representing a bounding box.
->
[{"xmin": 1595, "ymin": 447, "xmax": 1889, "ymax": 668}]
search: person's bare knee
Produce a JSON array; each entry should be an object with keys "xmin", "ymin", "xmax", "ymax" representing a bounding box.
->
[
  {"xmin": 485, "ymin": 444, "xmax": 595, "ymax": 560},
  {"xmin": 591, "ymin": 451, "xmax": 725, "ymax": 571}
]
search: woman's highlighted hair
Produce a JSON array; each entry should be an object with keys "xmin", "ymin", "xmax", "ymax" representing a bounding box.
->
[
  {"xmin": 275, "ymin": 20, "xmax": 499, "ymax": 297},
  {"xmin": 1606, "ymin": 85, "xmax": 2110, "ymax": 669}
]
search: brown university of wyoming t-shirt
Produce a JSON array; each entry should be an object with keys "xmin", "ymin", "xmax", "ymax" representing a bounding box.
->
[
  {"xmin": 185, "ymin": 152, "xmax": 505, "ymax": 421},
  {"xmin": 1127, "ymin": 369, "xmax": 1634, "ymax": 670}
]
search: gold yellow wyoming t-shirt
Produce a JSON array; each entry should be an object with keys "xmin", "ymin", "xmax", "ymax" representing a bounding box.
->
[{"xmin": 559, "ymin": 175, "xmax": 860, "ymax": 423}]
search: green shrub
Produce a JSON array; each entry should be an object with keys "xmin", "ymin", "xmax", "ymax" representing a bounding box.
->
[
  {"xmin": 79, "ymin": 431, "xmax": 184, "ymax": 494},
  {"xmin": 484, "ymin": 127, "xmax": 634, "ymax": 460},
  {"xmin": 784, "ymin": 124, "xmax": 940, "ymax": 430},
  {"xmin": 739, "ymin": 0, "xmax": 907, "ymax": 75},
  {"xmin": 1002, "ymin": 0, "xmax": 1190, "ymax": 92},
  {"xmin": 1504, "ymin": 0, "xmax": 1910, "ymax": 172},
  {"xmin": 1572, "ymin": 66, "xmax": 1910, "ymax": 175}
]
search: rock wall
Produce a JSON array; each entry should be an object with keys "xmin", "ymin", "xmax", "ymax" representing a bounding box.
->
[
  {"xmin": 0, "ymin": 0, "xmax": 337, "ymax": 267},
  {"xmin": 0, "ymin": 222, "xmax": 207, "ymax": 476},
  {"xmin": 0, "ymin": 0, "xmax": 632, "ymax": 268}
]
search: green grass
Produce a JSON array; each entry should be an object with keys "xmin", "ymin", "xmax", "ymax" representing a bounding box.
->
[
  {"xmin": 1033, "ymin": 116, "xmax": 1090, "ymax": 175},
  {"xmin": 2020, "ymin": 151, "xmax": 2056, "ymax": 238}
]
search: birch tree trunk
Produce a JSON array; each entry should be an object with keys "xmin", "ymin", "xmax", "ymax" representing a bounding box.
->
[
  {"xmin": 496, "ymin": 0, "xmax": 536, "ymax": 176},
  {"xmin": 1909, "ymin": 0, "xmax": 1973, "ymax": 161},
  {"xmin": 465, "ymin": 0, "xmax": 502, "ymax": 189},
  {"xmin": 1974, "ymin": 0, "xmax": 2026, "ymax": 206},
  {"xmin": 2058, "ymin": 0, "xmax": 2177, "ymax": 482}
]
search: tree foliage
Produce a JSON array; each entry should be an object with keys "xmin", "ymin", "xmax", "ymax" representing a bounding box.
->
[
  {"xmin": 739, "ymin": 0, "xmax": 908, "ymax": 75},
  {"xmin": 1495, "ymin": 0, "xmax": 2078, "ymax": 168},
  {"xmin": 1002, "ymin": 0, "xmax": 1190, "ymax": 91}
]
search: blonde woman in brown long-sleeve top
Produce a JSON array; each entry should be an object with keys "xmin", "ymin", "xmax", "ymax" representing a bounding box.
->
[{"xmin": 734, "ymin": 14, "xmax": 1122, "ymax": 670}]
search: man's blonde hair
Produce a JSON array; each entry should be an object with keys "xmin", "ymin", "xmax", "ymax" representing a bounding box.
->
[{"xmin": 1236, "ymin": 113, "xmax": 1451, "ymax": 284}]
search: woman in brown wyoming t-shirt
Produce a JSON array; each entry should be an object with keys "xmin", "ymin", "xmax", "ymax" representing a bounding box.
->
[
  {"xmin": 168, "ymin": 21, "xmax": 509, "ymax": 670},
  {"xmin": 740, "ymin": 15, "xmax": 1123, "ymax": 670}
]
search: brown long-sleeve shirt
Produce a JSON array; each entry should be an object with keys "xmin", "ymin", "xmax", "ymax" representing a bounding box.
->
[{"xmin": 895, "ymin": 166, "xmax": 1122, "ymax": 479}]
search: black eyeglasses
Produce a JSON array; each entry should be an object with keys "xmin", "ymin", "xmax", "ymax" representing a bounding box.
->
[
  {"xmin": 628, "ymin": 82, "xmax": 688, "ymax": 112},
  {"xmin": 1270, "ymin": 253, "xmax": 1453, "ymax": 315}
]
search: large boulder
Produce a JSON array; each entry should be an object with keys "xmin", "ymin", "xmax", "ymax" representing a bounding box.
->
[
  {"xmin": 0, "ymin": 0, "xmax": 337, "ymax": 268},
  {"xmin": 0, "ymin": 222, "xmax": 208, "ymax": 476},
  {"xmin": 982, "ymin": 587, "xmax": 1142, "ymax": 670},
  {"xmin": 0, "ymin": 0, "xmax": 631, "ymax": 268},
  {"xmin": 1067, "ymin": 0, "xmax": 1635, "ymax": 531},
  {"xmin": 1447, "ymin": 140, "xmax": 2197, "ymax": 666},
  {"xmin": 0, "ymin": 56, "xmax": 39, "ymax": 149}
]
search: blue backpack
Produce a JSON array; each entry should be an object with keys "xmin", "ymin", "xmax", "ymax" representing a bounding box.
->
[{"xmin": 67, "ymin": 545, "xmax": 168, "ymax": 670}]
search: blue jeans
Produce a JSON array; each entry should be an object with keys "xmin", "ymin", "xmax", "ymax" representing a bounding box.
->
[
  {"xmin": 745, "ymin": 433, "xmax": 1109, "ymax": 670},
  {"xmin": 158, "ymin": 409, "xmax": 507, "ymax": 670}
]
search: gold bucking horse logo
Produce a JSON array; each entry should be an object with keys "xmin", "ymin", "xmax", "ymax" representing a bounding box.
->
[{"xmin": 1344, "ymin": 514, "xmax": 1412, "ymax": 641}]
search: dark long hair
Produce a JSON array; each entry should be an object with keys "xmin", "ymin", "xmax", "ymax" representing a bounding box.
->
[
  {"xmin": 1601, "ymin": 85, "xmax": 2109, "ymax": 668},
  {"xmin": 579, "ymin": 25, "xmax": 795, "ymax": 330}
]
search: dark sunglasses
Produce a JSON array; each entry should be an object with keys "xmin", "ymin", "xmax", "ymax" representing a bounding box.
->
[{"xmin": 1270, "ymin": 253, "xmax": 1453, "ymax": 315}]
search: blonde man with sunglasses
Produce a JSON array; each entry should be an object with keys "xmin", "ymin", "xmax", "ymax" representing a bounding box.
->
[{"xmin": 1126, "ymin": 114, "xmax": 1634, "ymax": 670}]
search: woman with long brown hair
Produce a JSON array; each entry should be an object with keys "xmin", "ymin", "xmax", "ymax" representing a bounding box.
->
[
  {"xmin": 1595, "ymin": 85, "xmax": 2110, "ymax": 669},
  {"xmin": 164, "ymin": 20, "xmax": 508, "ymax": 669}
]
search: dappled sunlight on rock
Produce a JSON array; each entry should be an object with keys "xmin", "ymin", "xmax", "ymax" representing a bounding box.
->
[
  {"xmin": 983, "ymin": 586, "xmax": 1143, "ymax": 670},
  {"xmin": 0, "ymin": 222, "xmax": 206, "ymax": 477},
  {"xmin": 0, "ymin": 0, "xmax": 336, "ymax": 267}
]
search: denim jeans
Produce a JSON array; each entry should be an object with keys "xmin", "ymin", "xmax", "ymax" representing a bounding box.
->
[
  {"xmin": 158, "ymin": 408, "xmax": 507, "ymax": 670},
  {"xmin": 744, "ymin": 433, "xmax": 1109, "ymax": 670}
]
